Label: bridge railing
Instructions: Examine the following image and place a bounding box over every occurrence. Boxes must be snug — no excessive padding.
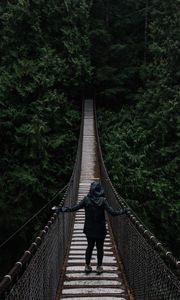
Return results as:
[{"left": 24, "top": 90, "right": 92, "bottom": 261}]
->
[
  {"left": 94, "top": 101, "right": 180, "bottom": 300},
  {"left": 0, "top": 104, "right": 84, "bottom": 300}
]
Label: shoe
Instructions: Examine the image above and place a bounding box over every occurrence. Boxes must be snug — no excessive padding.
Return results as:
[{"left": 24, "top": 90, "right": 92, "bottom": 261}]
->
[
  {"left": 85, "top": 264, "right": 92, "bottom": 273},
  {"left": 96, "top": 266, "right": 103, "bottom": 274}
]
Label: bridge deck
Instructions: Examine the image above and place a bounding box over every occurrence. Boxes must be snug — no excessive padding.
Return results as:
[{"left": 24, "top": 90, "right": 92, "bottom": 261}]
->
[{"left": 59, "top": 99, "right": 129, "bottom": 299}]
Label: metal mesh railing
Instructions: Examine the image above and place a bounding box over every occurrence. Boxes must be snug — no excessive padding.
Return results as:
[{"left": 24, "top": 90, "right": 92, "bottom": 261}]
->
[
  {"left": 4, "top": 216, "right": 64, "bottom": 300},
  {"left": 94, "top": 101, "right": 180, "bottom": 300},
  {"left": 0, "top": 104, "right": 84, "bottom": 300}
]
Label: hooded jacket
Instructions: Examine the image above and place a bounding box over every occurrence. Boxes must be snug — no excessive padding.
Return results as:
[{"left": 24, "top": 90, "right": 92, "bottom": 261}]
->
[{"left": 63, "top": 182, "right": 126, "bottom": 238}]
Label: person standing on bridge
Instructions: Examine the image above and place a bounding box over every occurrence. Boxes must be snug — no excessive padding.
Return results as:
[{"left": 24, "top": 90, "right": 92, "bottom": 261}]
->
[{"left": 52, "top": 181, "right": 127, "bottom": 274}]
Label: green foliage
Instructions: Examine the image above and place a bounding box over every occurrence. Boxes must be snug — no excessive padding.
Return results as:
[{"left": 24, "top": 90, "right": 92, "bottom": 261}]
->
[
  {"left": 90, "top": 0, "right": 146, "bottom": 101},
  {"left": 0, "top": 0, "right": 179, "bottom": 280},
  {"left": 96, "top": 0, "right": 180, "bottom": 258},
  {"left": 0, "top": 0, "right": 92, "bottom": 277}
]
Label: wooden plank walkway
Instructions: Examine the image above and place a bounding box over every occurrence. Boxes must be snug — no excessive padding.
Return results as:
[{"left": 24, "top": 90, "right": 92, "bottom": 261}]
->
[{"left": 59, "top": 99, "right": 129, "bottom": 299}]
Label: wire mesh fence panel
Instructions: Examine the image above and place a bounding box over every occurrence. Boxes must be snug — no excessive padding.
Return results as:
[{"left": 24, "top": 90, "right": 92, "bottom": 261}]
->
[
  {"left": 99, "top": 167, "right": 180, "bottom": 299},
  {"left": 113, "top": 214, "right": 180, "bottom": 300},
  {"left": 1, "top": 191, "right": 79, "bottom": 299},
  {"left": 5, "top": 218, "right": 58, "bottom": 300}
]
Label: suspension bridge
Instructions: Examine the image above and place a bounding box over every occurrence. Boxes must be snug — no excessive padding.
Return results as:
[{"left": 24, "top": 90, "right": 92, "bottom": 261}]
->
[{"left": 0, "top": 99, "right": 180, "bottom": 300}]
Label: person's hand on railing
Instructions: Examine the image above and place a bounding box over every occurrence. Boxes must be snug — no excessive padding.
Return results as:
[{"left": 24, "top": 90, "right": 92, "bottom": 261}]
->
[
  {"left": 52, "top": 206, "right": 60, "bottom": 213},
  {"left": 52, "top": 206, "right": 68, "bottom": 213}
]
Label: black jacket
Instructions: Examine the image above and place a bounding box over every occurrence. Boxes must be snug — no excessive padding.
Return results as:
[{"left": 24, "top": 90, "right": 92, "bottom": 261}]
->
[{"left": 64, "top": 182, "right": 126, "bottom": 238}]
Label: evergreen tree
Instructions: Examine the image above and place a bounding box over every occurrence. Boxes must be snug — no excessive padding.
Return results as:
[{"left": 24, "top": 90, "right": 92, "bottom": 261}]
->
[
  {"left": 0, "top": 0, "right": 92, "bottom": 278},
  {"left": 92, "top": 0, "right": 180, "bottom": 256},
  {"left": 96, "top": 0, "right": 180, "bottom": 257}
]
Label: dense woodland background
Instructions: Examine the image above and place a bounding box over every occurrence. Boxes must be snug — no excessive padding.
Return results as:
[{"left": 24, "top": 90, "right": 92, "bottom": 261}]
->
[{"left": 0, "top": 0, "right": 179, "bottom": 279}]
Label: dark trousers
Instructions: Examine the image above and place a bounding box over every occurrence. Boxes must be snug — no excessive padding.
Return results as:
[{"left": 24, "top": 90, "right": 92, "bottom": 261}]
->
[{"left": 86, "top": 237, "right": 105, "bottom": 266}]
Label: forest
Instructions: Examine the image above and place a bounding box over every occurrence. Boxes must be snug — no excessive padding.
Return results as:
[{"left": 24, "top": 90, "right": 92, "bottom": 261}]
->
[{"left": 0, "top": 0, "right": 179, "bottom": 280}]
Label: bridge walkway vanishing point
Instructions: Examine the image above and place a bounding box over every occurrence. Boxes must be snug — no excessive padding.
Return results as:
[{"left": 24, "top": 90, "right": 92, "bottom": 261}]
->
[{"left": 58, "top": 99, "right": 130, "bottom": 299}]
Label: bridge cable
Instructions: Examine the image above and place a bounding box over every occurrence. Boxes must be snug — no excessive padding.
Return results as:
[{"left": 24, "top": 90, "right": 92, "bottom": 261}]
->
[{"left": 0, "top": 184, "right": 68, "bottom": 250}]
